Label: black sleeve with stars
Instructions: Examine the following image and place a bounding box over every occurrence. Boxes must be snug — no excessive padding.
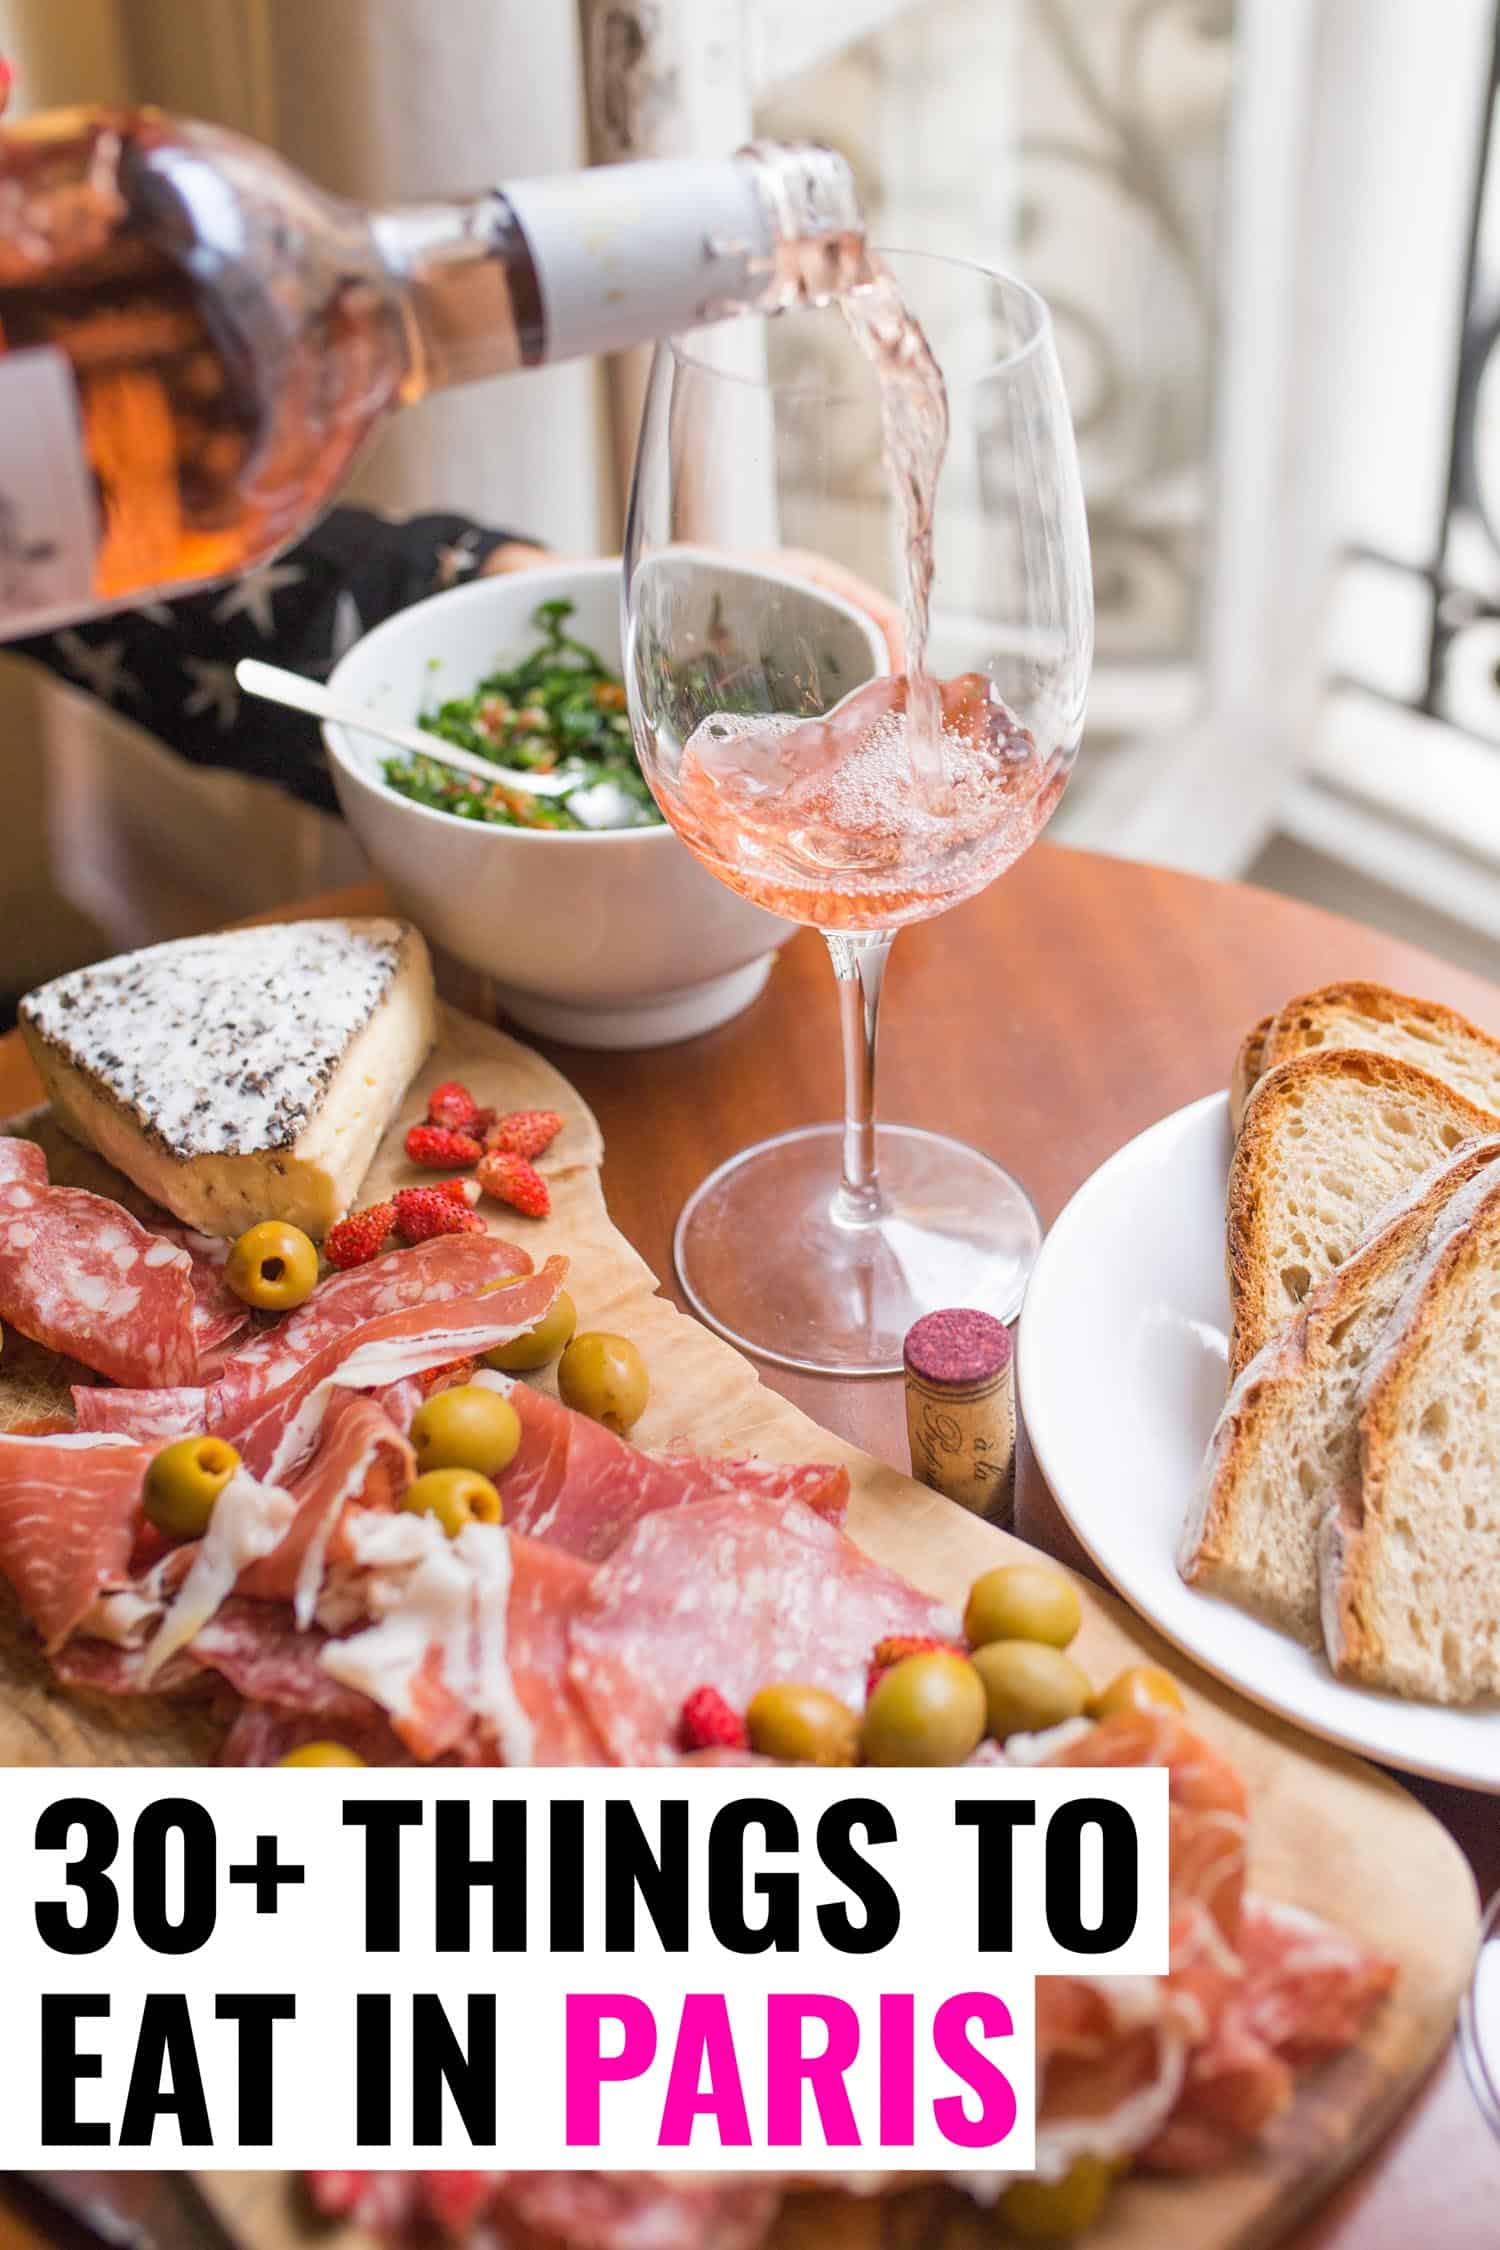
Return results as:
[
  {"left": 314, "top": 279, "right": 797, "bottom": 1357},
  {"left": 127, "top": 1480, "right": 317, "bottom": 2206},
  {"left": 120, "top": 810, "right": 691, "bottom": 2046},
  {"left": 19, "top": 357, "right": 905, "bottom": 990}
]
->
[{"left": 9, "top": 507, "right": 528, "bottom": 814}]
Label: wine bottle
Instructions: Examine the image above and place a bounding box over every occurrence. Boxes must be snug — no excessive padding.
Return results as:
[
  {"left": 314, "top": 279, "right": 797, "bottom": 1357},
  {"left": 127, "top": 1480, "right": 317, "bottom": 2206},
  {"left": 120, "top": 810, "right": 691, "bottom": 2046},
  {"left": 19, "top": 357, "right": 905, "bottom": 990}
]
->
[{"left": 0, "top": 108, "right": 865, "bottom": 636}]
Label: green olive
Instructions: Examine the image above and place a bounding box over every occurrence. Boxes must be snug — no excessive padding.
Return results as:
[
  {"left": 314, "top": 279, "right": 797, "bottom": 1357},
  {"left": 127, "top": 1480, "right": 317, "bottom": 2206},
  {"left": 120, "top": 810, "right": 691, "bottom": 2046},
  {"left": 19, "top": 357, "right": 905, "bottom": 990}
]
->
[
  {"left": 225, "top": 1220, "right": 320, "bottom": 1310},
  {"left": 965, "top": 1563, "right": 1082, "bottom": 1652},
  {"left": 860, "top": 1651, "right": 988, "bottom": 1768},
  {"left": 278, "top": 1742, "right": 366, "bottom": 1769},
  {"left": 557, "top": 1331, "right": 649, "bottom": 1434},
  {"left": 1087, "top": 1664, "right": 1185, "bottom": 1721},
  {"left": 971, "top": 1641, "right": 1092, "bottom": 1742},
  {"left": 484, "top": 1289, "right": 578, "bottom": 1372},
  {"left": 997, "top": 2156, "right": 1120, "bottom": 2239},
  {"left": 745, "top": 1683, "right": 860, "bottom": 1766},
  {"left": 143, "top": 1435, "right": 241, "bottom": 1541},
  {"left": 409, "top": 1384, "right": 522, "bottom": 1478},
  {"left": 401, "top": 1466, "right": 503, "bottom": 1539}
]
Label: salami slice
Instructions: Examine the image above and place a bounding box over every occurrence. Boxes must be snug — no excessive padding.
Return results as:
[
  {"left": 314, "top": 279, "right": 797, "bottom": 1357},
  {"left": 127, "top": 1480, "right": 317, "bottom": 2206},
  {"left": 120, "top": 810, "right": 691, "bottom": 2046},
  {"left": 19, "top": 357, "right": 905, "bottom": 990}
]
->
[
  {"left": 568, "top": 1496, "right": 962, "bottom": 1763},
  {"left": 0, "top": 1137, "right": 200, "bottom": 1386},
  {"left": 0, "top": 1431, "right": 153, "bottom": 1648},
  {"left": 151, "top": 1225, "right": 250, "bottom": 1376},
  {"left": 73, "top": 1385, "right": 208, "bottom": 1441},
  {"left": 490, "top": 1383, "right": 849, "bottom": 1562}
]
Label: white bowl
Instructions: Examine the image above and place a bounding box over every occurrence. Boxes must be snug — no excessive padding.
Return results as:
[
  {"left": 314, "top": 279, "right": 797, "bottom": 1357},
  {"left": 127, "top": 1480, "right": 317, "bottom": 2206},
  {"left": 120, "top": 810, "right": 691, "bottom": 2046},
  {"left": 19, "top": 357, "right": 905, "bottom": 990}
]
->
[{"left": 323, "top": 560, "right": 881, "bottom": 1049}]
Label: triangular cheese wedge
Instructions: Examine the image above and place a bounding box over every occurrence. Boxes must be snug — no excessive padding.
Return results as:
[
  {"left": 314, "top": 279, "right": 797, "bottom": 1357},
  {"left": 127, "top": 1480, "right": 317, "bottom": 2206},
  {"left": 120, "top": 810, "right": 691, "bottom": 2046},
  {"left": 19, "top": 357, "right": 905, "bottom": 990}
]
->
[{"left": 20, "top": 918, "right": 436, "bottom": 1238}]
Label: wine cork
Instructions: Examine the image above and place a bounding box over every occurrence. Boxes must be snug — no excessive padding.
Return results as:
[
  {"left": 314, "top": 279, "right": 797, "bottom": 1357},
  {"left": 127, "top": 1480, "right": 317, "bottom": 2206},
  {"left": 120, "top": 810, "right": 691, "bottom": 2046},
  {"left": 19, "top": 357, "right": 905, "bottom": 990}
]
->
[{"left": 903, "top": 1308, "right": 1016, "bottom": 1525}]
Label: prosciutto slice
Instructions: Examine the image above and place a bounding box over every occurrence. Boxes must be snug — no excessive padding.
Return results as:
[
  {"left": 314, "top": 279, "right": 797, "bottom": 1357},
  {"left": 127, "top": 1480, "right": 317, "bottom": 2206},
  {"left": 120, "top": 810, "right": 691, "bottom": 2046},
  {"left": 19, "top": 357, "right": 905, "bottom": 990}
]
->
[
  {"left": 210, "top": 1234, "right": 534, "bottom": 1419},
  {"left": 236, "top": 1392, "right": 417, "bottom": 1620},
  {"left": 0, "top": 1430, "right": 153, "bottom": 1648},
  {"left": 71, "top": 1234, "right": 540, "bottom": 1444},
  {"left": 568, "top": 1494, "right": 963, "bottom": 1763},
  {"left": 488, "top": 1380, "right": 849, "bottom": 1562},
  {"left": 228, "top": 1257, "right": 568, "bottom": 1482},
  {"left": 0, "top": 1138, "right": 200, "bottom": 1387}
]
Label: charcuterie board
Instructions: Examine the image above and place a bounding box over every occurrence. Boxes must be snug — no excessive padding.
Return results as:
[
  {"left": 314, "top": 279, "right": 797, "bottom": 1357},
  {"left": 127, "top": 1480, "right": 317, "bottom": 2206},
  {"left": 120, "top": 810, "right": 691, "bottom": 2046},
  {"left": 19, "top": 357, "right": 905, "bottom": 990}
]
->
[{"left": 0, "top": 1003, "right": 1481, "bottom": 2250}]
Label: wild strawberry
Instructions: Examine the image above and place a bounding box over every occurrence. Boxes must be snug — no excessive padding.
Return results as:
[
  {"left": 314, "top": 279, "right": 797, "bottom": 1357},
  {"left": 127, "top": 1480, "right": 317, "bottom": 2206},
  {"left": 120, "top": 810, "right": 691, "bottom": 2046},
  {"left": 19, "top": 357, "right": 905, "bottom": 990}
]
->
[
  {"left": 486, "top": 1107, "right": 564, "bottom": 1160},
  {"left": 678, "top": 1686, "right": 749, "bottom": 1752},
  {"left": 404, "top": 1121, "right": 482, "bottom": 1169},
  {"left": 425, "top": 1079, "right": 479, "bottom": 1132},
  {"left": 393, "top": 1185, "right": 487, "bottom": 1243},
  {"left": 323, "top": 1200, "right": 395, "bottom": 1270},
  {"left": 477, "top": 1146, "right": 550, "bottom": 1218},
  {"left": 865, "top": 1632, "right": 967, "bottom": 1703},
  {"left": 434, "top": 1176, "right": 482, "bottom": 1207}
]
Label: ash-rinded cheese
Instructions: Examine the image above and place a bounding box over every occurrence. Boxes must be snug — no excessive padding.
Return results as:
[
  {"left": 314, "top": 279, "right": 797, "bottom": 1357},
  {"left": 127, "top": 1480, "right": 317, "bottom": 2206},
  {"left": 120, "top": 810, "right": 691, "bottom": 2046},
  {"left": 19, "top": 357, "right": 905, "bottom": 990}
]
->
[{"left": 19, "top": 918, "right": 437, "bottom": 1238}]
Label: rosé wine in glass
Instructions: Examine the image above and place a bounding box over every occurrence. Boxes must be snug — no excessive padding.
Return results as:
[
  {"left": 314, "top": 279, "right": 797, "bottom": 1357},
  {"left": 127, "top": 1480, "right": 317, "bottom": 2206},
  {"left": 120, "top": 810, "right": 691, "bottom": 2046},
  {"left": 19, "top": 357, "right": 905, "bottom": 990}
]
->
[{"left": 670, "top": 671, "right": 1067, "bottom": 930}]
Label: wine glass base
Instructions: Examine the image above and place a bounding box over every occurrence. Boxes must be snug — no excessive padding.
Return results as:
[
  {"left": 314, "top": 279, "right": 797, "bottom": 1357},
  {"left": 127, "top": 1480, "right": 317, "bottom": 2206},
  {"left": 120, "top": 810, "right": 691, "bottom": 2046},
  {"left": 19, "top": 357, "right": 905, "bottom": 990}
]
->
[{"left": 674, "top": 1123, "right": 1042, "bottom": 1376}]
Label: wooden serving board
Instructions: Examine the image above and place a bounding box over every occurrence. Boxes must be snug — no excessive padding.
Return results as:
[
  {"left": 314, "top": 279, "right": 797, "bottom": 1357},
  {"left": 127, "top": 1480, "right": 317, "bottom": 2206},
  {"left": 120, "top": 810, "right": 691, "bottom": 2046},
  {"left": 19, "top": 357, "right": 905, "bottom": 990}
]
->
[{"left": 0, "top": 1005, "right": 1481, "bottom": 2250}]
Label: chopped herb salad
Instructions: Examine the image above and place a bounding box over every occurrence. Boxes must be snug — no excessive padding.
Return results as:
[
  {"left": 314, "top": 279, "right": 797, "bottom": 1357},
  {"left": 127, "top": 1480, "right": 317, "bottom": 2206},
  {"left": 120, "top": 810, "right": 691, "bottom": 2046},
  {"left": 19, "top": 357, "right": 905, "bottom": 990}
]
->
[{"left": 382, "top": 599, "right": 663, "bottom": 832}]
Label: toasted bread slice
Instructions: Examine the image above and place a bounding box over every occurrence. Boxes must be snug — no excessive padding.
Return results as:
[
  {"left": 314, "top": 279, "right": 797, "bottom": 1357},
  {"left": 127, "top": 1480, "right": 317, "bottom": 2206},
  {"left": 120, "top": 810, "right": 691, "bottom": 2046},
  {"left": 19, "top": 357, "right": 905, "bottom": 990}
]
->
[
  {"left": 1322, "top": 1171, "right": 1500, "bottom": 1702},
  {"left": 1241, "top": 980, "right": 1500, "bottom": 1117},
  {"left": 1229, "top": 1013, "right": 1275, "bottom": 1136},
  {"left": 1183, "top": 1139, "right": 1500, "bottom": 1639},
  {"left": 1226, "top": 1051, "right": 1500, "bottom": 1378}
]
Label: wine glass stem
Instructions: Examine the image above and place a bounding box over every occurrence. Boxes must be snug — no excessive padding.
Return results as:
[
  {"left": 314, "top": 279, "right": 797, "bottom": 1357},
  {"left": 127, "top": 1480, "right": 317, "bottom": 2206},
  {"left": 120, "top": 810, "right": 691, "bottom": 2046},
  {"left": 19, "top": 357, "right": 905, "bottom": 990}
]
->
[{"left": 826, "top": 928, "right": 896, "bottom": 1226}]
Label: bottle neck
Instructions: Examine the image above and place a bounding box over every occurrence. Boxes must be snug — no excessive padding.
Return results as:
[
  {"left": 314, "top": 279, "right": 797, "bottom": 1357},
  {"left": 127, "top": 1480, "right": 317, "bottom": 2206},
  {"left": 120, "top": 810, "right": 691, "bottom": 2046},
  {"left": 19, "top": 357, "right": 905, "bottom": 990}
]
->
[{"left": 373, "top": 143, "right": 867, "bottom": 398}]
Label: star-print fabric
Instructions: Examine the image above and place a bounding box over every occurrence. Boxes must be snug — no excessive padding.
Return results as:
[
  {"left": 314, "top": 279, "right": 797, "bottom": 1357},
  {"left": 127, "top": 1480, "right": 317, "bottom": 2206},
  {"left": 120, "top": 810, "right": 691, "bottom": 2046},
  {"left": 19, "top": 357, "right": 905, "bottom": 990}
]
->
[{"left": 10, "top": 507, "right": 524, "bottom": 813}]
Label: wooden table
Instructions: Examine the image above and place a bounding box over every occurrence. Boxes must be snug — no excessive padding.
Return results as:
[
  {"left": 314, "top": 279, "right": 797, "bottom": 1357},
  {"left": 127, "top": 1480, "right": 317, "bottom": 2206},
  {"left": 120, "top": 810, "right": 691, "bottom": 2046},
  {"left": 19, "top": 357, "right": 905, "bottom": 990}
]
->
[{"left": 1, "top": 841, "right": 1497, "bottom": 2248}]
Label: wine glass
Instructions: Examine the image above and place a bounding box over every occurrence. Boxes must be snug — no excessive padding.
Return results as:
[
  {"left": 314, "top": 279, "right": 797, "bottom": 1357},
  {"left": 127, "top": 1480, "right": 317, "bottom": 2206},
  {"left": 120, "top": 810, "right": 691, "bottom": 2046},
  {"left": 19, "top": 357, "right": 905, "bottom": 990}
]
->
[{"left": 622, "top": 252, "right": 1092, "bottom": 1376}]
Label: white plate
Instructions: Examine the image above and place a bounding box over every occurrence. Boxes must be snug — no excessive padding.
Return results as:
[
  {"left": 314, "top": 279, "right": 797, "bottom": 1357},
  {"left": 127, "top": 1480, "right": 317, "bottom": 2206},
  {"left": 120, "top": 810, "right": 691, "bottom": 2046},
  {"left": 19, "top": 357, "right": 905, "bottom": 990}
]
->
[{"left": 1018, "top": 1091, "right": 1500, "bottom": 1791}]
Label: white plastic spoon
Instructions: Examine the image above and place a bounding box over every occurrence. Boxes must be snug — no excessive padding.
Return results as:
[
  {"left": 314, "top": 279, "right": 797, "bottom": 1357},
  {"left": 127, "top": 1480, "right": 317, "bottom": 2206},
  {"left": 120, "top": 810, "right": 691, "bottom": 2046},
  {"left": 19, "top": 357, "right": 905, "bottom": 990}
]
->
[{"left": 235, "top": 657, "right": 580, "bottom": 798}]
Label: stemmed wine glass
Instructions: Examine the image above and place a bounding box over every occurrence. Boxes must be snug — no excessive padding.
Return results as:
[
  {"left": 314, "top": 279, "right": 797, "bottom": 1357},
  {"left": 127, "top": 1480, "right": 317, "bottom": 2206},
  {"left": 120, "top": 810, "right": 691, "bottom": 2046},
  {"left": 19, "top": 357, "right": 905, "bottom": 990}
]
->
[{"left": 622, "top": 252, "right": 1092, "bottom": 1376}]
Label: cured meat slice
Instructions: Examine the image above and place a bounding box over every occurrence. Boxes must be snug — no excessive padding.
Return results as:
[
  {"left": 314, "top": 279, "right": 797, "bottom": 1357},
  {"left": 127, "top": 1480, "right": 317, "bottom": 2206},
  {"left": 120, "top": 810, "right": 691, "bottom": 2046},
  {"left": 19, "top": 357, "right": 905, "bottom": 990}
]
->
[
  {"left": 490, "top": 1382, "right": 849, "bottom": 1563},
  {"left": 220, "top": 1533, "right": 599, "bottom": 1767},
  {"left": 73, "top": 1386, "right": 208, "bottom": 1441},
  {"left": 687, "top": 1454, "right": 850, "bottom": 1524},
  {"left": 227, "top": 1256, "right": 568, "bottom": 1481},
  {"left": 1233, "top": 1893, "right": 1397, "bottom": 2062},
  {"left": 71, "top": 1258, "right": 568, "bottom": 1472},
  {"left": 151, "top": 1225, "right": 250, "bottom": 1376},
  {"left": 211, "top": 1234, "right": 533, "bottom": 1419},
  {"left": 0, "top": 1431, "right": 153, "bottom": 1648},
  {"left": 219, "top": 1704, "right": 412, "bottom": 1766},
  {"left": 300, "top": 2171, "right": 783, "bottom": 2250},
  {"left": 188, "top": 1600, "right": 392, "bottom": 1726},
  {"left": 569, "top": 1496, "right": 962, "bottom": 1763},
  {"left": 317, "top": 1514, "right": 533, "bottom": 1764},
  {"left": 488, "top": 2173, "right": 783, "bottom": 2250},
  {"left": 0, "top": 1136, "right": 200, "bottom": 1386},
  {"left": 236, "top": 1393, "right": 416, "bottom": 1620},
  {"left": 505, "top": 1535, "right": 609, "bottom": 1765}
]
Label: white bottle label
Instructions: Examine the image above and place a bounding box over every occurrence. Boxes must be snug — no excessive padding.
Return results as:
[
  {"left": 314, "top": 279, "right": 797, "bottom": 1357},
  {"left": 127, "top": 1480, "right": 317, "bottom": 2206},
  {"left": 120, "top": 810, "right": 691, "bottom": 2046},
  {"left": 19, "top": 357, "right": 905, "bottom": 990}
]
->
[{"left": 0, "top": 347, "right": 101, "bottom": 636}]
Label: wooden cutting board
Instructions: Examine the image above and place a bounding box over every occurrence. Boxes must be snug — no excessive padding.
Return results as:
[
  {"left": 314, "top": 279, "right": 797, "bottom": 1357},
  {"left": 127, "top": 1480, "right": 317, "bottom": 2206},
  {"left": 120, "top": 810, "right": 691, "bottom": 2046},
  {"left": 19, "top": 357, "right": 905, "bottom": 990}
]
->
[{"left": 0, "top": 1005, "right": 1480, "bottom": 2250}]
